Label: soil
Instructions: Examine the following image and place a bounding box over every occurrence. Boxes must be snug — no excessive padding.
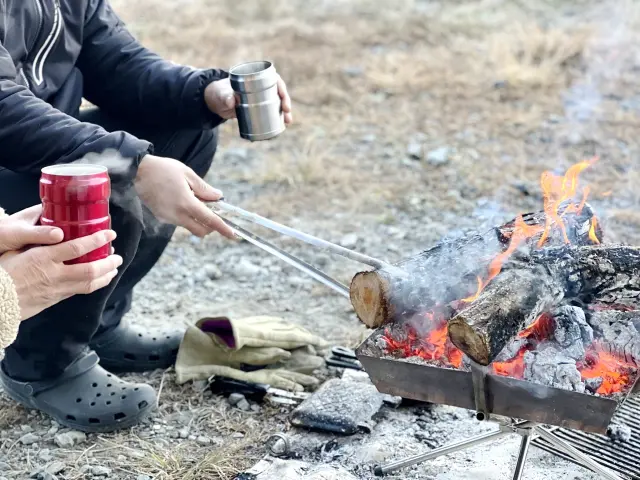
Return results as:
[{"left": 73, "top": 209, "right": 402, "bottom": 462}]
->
[{"left": 2, "top": 0, "right": 640, "bottom": 478}]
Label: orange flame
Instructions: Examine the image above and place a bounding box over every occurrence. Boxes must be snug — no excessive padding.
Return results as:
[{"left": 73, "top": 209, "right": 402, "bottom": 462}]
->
[
  {"left": 589, "top": 217, "right": 600, "bottom": 244},
  {"left": 580, "top": 346, "right": 635, "bottom": 395}
]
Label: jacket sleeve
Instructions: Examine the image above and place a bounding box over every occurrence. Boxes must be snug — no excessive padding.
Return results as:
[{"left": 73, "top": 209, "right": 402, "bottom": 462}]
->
[
  {"left": 78, "top": 0, "right": 229, "bottom": 130},
  {"left": 0, "top": 44, "right": 151, "bottom": 183},
  {"left": 0, "top": 209, "right": 21, "bottom": 350}
]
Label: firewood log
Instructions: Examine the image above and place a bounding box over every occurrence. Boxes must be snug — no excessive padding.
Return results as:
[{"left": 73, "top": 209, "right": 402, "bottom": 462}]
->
[
  {"left": 448, "top": 245, "right": 640, "bottom": 365},
  {"left": 350, "top": 204, "right": 600, "bottom": 329}
]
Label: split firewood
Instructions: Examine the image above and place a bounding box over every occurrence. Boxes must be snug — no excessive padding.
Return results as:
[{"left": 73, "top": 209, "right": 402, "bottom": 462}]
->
[
  {"left": 350, "top": 204, "right": 600, "bottom": 329},
  {"left": 587, "top": 310, "right": 640, "bottom": 366},
  {"left": 448, "top": 245, "right": 640, "bottom": 365}
]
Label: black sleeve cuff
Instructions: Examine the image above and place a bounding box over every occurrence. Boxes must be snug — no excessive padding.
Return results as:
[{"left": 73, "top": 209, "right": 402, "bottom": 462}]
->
[{"left": 195, "top": 68, "right": 230, "bottom": 129}]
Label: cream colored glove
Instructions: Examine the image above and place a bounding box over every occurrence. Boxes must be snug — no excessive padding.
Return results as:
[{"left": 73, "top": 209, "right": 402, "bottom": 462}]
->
[{"left": 175, "top": 316, "right": 328, "bottom": 386}]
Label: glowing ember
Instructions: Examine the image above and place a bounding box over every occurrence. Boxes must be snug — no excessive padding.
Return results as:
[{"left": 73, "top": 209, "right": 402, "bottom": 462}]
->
[{"left": 580, "top": 346, "right": 635, "bottom": 395}]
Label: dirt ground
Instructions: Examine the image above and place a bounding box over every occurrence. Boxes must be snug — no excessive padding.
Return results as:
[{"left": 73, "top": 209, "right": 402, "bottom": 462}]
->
[{"left": 3, "top": 0, "right": 640, "bottom": 478}]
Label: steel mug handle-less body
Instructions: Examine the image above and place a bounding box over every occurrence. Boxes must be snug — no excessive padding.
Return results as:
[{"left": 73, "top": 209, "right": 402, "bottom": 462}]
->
[{"left": 229, "top": 60, "right": 286, "bottom": 142}]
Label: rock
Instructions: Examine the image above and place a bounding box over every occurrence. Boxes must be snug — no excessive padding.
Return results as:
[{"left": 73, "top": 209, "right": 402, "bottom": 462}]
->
[
  {"left": 342, "top": 66, "right": 364, "bottom": 77},
  {"left": 236, "top": 399, "right": 251, "bottom": 411},
  {"left": 608, "top": 423, "right": 633, "bottom": 442},
  {"left": 91, "top": 466, "right": 112, "bottom": 477},
  {"left": 19, "top": 433, "right": 40, "bottom": 445},
  {"left": 203, "top": 264, "right": 223, "bottom": 280},
  {"left": 44, "top": 462, "right": 65, "bottom": 475},
  {"left": 137, "top": 476, "right": 152, "bottom": 480},
  {"left": 47, "top": 425, "right": 59, "bottom": 436},
  {"left": 234, "top": 259, "right": 261, "bottom": 278},
  {"left": 231, "top": 432, "right": 245, "bottom": 439},
  {"left": 196, "top": 436, "right": 211, "bottom": 446},
  {"left": 21, "top": 425, "right": 34, "bottom": 433},
  {"left": 406, "top": 141, "right": 423, "bottom": 160},
  {"left": 339, "top": 233, "right": 359, "bottom": 249},
  {"left": 426, "top": 146, "right": 451, "bottom": 165},
  {"left": 0, "top": 462, "right": 10, "bottom": 471},
  {"left": 228, "top": 393, "right": 245, "bottom": 407},
  {"left": 125, "top": 450, "right": 145, "bottom": 460},
  {"left": 54, "top": 431, "right": 86, "bottom": 448},
  {"left": 179, "top": 428, "right": 189, "bottom": 439},
  {"left": 35, "top": 473, "right": 57, "bottom": 480}
]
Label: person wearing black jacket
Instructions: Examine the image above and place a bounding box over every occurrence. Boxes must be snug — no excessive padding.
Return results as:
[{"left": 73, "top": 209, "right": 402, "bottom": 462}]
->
[{"left": 0, "top": 0, "right": 292, "bottom": 432}]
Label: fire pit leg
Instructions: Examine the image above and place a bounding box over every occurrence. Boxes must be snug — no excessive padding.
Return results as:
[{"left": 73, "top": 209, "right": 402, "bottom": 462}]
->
[
  {"left": 533, "top": 426, "right": 622, "bottom": 480},
  {"left": 373, "top": 429, "right": 510, "bottom": 476},
  {"left": 512, "top": 434, "right": 532, "bottom": 480}
]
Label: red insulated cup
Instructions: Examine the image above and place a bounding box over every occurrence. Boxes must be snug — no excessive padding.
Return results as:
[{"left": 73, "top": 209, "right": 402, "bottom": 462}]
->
[{"left": 39, "top": 164, "right": 111, "bottom": 265}]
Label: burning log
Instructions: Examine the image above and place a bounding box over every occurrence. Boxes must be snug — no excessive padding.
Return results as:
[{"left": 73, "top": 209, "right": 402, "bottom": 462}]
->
[
  {"left": 449, "top": 245, "right": 640, "bottom": 366},
  {"left": 350, "top": 204, "right": 600, "bottom": 328}
]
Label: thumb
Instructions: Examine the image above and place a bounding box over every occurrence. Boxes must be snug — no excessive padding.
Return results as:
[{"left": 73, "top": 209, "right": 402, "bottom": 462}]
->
[
  {"left": 185, "top": 169, "right": 223, "bottom": 202},
  {"left": 0, "top": 223, "right": 63, "bottom": 252}
]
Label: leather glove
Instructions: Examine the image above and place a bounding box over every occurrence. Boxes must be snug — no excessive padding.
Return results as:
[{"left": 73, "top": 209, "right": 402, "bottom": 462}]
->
[
  {"left": 181, "top": 364, "right": 319, "bottom": 392},
  {"left": 175, "top": 316, "right": 327, "bottom": 387}
]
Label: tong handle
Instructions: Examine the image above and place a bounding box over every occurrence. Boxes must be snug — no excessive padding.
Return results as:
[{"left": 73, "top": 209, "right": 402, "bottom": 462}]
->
[{"left": 209, "top": 376, "right": 270, "bottom": 402}]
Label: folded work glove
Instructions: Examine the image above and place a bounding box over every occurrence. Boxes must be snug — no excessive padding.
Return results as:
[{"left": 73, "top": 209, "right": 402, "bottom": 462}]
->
[{"left": 175, "top": 316, "right": 328, "bottom": 391}]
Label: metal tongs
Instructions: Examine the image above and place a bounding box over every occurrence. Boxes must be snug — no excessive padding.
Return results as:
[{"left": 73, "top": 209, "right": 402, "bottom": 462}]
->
[{"left": 210, "top": 200, "right": 392, "bottom": 298}]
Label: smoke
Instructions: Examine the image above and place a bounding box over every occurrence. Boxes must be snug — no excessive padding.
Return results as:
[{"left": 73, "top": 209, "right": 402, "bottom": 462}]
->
[{"left": 70, "top": 149, "right": 165, "bottom": 235}]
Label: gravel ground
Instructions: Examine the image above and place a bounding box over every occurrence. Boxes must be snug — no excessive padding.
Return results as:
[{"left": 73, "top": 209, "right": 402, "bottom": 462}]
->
[{"left": 3, "top": 0, "right": 640, "bottom": 478}]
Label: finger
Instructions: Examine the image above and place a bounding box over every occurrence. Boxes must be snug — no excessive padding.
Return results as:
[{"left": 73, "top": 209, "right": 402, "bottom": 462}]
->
[
  {"left": 187, "top": 199, "right": 235, "bottom": 239},
  {"left": 0, "top": 223, "right": 64, "bottom": 252},
  {"left": 49, "top": 230, "right": 117, "bottom": 263},
  {"left": 181, "top": 216, "right": 211, "bottom": 238},
  {"left": 65, "top": 254, "right": 123, "bottom": 283},
  {"left": 185, "top": 169, "right": 224, "bottom": 202},
  {"left": 284, "top": 112, "right": 293, "bottom": 125},
  {"left": 277, "top": 76, "right": 292, "bottom": 114},
  {"left": 80, "top": 269, "right": 119, "bottom": 295},
  {"left": 8, "top": 205, "right": 43, "bottom": 225}
]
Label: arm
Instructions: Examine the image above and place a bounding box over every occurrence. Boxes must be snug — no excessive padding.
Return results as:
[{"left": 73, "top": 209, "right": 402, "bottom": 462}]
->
[
  {"left": 78, "top": 0, "right": 228, "bottom": 129},
  {"left": 0, "top": 209, "right": 20, "bottom": 350},
  {"left": 0, "top": 45, "right": 150, "bottom": 183}
]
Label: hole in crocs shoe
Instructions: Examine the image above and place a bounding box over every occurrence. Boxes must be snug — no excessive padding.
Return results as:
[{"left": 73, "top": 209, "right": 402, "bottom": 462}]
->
[
  {"left": 134, "top": 388, "right": 139, "bottom": 391},
  {"left": 111, "top": 392, "right": 116, "bottom": 396},
  {"left": 138, "top": 401, "right": 148, "bottom": 409},
  {"left": 107, "top": 384, "right": 112, "bottom": 388},
  {"left": 66, "top": 415, "right": 76, "bottom": 421},
  {"left": 122, "top": 387, "right": 126, "bottom": 391},
  {"left": 92, "top": 383, "right": 98, "bottom": 387},
  {"left": 76, "top": 398, "right": 82, "bottom": 403},
  {"left": 122, "top": 395, "right": 127, "bottom": 400},
  {"left": 114, "top": 412, "right": 126, "bottom": 421},
  {"left": 106, "top": 401, "right": 111, "bottom": 406},
  {"left": 91, "top": 402, "right": 96, "bottom": 407},
  {"left": 149, "top": 355, "right": 160, "bottom": 361},
  {"left": 89, "top": 418, "right": 100, "bottom": 424},
  {"left": 96, "top": 393, "right": 102, "bottom": 398},
  {"left": 152, "top": 337, "right": 157, "bottom": 341},
  {"left": 138, "top": 333, "right": 142, "bottom": 337},
  {"left": 106, "top": 374, "right": 112, "bottom": 378},
  {"left": 166, "top": 336, "right": 171, "bottom": 339}
]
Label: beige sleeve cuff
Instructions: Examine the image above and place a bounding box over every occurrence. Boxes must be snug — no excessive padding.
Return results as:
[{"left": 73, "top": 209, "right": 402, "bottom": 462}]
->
[{"left": 0, "top": 266, "right": 21, "bottom": 350}]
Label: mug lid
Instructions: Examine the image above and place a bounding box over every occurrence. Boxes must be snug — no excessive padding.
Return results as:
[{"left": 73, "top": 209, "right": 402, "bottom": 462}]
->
[{"left": 41, "top": 164, "right": 108, "bottom": 176}]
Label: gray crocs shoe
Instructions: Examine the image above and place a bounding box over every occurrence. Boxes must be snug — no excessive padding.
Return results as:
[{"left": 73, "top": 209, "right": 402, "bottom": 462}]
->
[
  {"left": 90, "top": 322, "right": 184, "bottom": 373},
  {"left": 0, "top": 352, "right": 156, "bottom": 433}
]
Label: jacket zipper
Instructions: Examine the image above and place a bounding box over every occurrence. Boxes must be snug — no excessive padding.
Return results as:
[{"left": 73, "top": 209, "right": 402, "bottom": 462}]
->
[{"left": 31, "top": 0, "right": 62, "bottom": 86}]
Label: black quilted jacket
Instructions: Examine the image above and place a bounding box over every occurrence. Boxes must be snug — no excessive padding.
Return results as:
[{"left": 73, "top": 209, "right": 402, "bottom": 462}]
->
[{"left": 0, "top": 0, "right": 228, "bottom": 179}]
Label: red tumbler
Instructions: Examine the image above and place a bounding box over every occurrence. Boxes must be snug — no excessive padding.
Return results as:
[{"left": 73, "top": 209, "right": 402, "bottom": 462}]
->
[{"left": 39, "top": 164, "right": 111, "bottom": 265}]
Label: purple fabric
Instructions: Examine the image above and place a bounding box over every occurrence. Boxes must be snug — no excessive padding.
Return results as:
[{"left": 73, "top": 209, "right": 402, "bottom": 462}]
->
[{"left": 200, "top": 318, "right": 236, "bottom": 348}]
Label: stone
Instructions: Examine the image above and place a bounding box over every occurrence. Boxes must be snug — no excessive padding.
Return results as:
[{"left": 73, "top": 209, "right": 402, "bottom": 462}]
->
[
  {"left": 47, "top": 425, "right": 59, "bottom": 436},
  {"left": 196, "top": 436, "right": 211, "bottom": 446},
  {"left": 608, "top": 423, "right": 632, "bottom": 442},
  {"left": 203, "top": 264, "right": 223, "bottom": 280},
  {"left": 228, "top": 393, "right": 245, "bottom": 406},
  {"left": 339, "top": 233, "right": 359, "bottom": 249},
  {"left": 91, "top": 466, "right": 112, "bottom": 477},
  {"left": 234, "top": 259, "right": 261, "bottom": 278},
  {"left": 44, "top": 462, "right": 65, "bottom": 475},
  {"left": 54, "top": 431, "right": 87, "bottom": 448},
  {"left": 137, "top": 476, "right": 152, "bottom": 480},
  {"left": 19, "top": 433, "right": 40, "bottom": 445},
  {"left": 231, "top": 432, "right": 245, "bottom": 439},
  {"left": 406, "top": 141, "right": 423, "bottom": 160},
  {"left": 426, "top": 146, "right": 451, "bottom": 165},
  {"left": 236, "top": 399, "right": 251, "bottom": 411},
  {"left": 21, "top": 425, "right": 34, "bottom": 432},
  {"left": 179, "top": 428, "right": 189, "bottom": 439},
  {"left": 0, "top": 462, "right": 10, "bottom": 471}
]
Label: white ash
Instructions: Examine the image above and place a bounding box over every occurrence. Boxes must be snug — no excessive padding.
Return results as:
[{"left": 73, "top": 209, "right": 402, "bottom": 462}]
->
[
  {"left": 523, "top": 346, "right": 585, "bottom": 393},
  {"left": 495, "top": 337, "right": 528, "bottom": 362},
  {"left": 553, "top": 306, "right": 594, "bottom": 346},
  {"left": 588, "top": 310, "right": 640, "bottom": 366},
  {"left": 607, "top": 423, "right": 633, "bottom": 443}
]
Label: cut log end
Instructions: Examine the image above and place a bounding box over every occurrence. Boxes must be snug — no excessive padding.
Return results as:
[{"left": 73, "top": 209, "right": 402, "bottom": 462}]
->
[
  {"left": 350, "top": 271, "right": 391, "bottom": 328},
  {"left": 447, "top": 320, "right": 490, "bottom": 365}
]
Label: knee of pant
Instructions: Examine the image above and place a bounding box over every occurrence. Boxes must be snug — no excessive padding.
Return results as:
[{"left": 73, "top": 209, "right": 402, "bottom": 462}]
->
[{"left": 186, "top": 128, "right": 218, "bottom": 179}]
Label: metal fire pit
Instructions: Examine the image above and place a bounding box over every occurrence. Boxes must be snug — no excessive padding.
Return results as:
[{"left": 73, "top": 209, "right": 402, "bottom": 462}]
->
[{"left": 356, "top": 329, "right": 640, "bottom": 479}]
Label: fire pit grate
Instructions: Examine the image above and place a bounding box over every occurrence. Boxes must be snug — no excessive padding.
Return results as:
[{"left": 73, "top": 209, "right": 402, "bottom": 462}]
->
[{"left": 532, "top": 395, "right": 640, "bottom": 480}]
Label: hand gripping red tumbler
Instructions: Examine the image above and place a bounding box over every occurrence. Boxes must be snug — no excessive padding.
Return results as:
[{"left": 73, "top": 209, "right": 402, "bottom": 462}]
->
[{"left": 39, "top": 164, "right": 111, "bottom": 265}]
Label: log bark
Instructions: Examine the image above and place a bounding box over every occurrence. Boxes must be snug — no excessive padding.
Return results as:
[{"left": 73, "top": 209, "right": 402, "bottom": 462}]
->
[
  {"left": 448, "top": 245, "right": 640, "bottom": 365},
  {"left": 350, "top": 204, "right": 600, "bottom": 328}
]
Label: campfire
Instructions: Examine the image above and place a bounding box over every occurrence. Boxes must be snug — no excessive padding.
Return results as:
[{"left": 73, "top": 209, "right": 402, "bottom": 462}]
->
[{"left": 350, "top": 158, "right": 640, "bottom": 418}]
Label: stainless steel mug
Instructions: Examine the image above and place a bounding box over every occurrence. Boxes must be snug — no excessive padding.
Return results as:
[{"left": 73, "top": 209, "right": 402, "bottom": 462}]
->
[{"left": 229, "top": 60, "right": 285, "bottom": 142}]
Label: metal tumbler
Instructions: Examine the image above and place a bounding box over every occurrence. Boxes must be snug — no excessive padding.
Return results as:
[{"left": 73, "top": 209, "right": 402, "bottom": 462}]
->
[{"left": 230, "top": 60, "right": 285, "bottom": 142}]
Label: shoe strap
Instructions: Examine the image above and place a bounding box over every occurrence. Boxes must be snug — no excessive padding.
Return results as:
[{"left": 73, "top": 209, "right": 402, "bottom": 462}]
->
[{"left": 9, "top": 351, "right": 100, "bottom": 397}]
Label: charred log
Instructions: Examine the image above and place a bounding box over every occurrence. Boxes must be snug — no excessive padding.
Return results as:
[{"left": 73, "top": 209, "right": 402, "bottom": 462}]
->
[
  {"left": 350, "top": 205, "right": 600, "bottom": 328},
  {"left": 448, "top": 245, "right": 640, "bottom": 365},
  {"left": 587, "top": 310, "right": 640, "bottom": 366}
]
